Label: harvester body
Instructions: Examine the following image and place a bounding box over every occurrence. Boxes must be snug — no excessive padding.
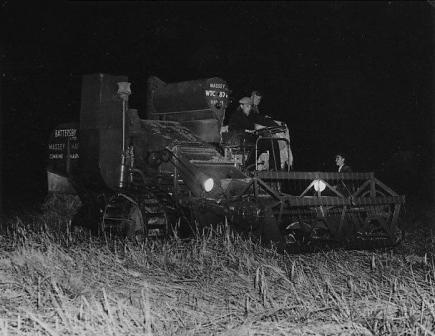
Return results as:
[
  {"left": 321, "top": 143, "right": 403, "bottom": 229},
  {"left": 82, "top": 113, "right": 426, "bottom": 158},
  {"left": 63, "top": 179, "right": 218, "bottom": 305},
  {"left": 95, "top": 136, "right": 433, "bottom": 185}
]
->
[{"left": 47, "top": 73, "right": 405, "bottom": 249}]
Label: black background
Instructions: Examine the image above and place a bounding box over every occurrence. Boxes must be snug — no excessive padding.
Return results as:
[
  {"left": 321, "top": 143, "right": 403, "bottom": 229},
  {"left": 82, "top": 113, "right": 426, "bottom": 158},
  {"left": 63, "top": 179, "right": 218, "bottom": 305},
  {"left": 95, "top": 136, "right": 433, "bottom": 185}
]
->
[{"left": 2, "top": 1, "right": 434, "bottom": 212}]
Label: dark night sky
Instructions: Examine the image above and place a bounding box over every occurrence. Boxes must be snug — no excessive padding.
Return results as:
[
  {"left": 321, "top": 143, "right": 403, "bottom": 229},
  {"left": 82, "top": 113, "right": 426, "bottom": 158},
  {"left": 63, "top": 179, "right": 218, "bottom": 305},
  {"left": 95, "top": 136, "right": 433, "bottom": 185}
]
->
[{"left": 2, "top": 1, "right": 434, "bottom": 211}]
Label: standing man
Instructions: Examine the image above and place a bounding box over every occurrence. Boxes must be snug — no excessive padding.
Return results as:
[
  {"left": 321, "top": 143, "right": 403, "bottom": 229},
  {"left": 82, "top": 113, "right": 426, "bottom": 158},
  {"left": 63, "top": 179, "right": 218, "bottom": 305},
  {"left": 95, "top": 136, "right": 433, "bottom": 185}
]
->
[
  {"left": 250, "top": 90, "right": 276, "bottom": 127},
  {"left": 336, "top": 153, "right": 352, "bottom": 172},
  {"left": 251, "top": 90, "right": 263, "bottom": 115},
  {"left": 334, "top": 153, "right": 353, "bottom": 196}
]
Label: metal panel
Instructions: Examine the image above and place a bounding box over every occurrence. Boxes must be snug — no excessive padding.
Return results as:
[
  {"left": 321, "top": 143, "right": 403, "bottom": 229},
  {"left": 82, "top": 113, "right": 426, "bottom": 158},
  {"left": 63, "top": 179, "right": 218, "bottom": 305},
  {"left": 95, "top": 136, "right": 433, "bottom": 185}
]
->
[
  {"left": 78, "top": 73, "right": 128, "bottom": 190},
  {"left": 146, "top": 77, "right": 229, "bottom": 143}
]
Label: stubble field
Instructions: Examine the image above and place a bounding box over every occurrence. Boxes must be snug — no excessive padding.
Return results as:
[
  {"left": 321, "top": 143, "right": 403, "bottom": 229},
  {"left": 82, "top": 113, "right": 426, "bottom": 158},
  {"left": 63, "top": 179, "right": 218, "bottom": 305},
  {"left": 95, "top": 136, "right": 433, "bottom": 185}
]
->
[{"left": 1, "top": 197, "right": 434, "bottom": 336}]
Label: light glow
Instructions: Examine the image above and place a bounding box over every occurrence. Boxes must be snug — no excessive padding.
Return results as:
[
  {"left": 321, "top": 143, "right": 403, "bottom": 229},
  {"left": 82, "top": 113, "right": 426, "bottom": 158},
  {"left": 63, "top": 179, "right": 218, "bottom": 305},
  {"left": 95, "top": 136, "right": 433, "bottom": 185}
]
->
[
  {"left": 203, "top": 178, "right": 214, "bottom": 192},
  {"left": 313, "top": 179, "right": 326, "bottom": 192}
]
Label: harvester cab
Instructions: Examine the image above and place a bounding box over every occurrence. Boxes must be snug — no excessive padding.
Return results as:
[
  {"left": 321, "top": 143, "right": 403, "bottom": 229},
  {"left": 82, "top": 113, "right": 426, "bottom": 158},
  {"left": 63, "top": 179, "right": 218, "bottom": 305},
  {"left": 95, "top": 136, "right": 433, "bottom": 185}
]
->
[
  {"left": 220, "top": 121, "right": 293, "bottom": 173},
  {"left": 47, "top": 73, "right": 405, "bottom": 251}
]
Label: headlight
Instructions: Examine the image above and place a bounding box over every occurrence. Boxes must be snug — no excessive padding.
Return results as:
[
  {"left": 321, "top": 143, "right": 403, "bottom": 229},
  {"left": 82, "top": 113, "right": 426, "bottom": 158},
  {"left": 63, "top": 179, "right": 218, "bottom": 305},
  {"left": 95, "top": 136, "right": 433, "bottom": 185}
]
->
[
  {"left": 203, "top": 178, "right": 214, "bottom": 192},
  {"left": 313, "top": 179, "right": 326, "bottom": 192}
]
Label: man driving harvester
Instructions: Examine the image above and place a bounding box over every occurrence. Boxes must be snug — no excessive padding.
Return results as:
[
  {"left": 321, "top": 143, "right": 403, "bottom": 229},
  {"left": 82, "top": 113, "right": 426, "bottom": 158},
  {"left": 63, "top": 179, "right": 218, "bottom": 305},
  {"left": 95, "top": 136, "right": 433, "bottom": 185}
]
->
[{"left": 228, "top": 97, "right": 282, "bottom": 171}]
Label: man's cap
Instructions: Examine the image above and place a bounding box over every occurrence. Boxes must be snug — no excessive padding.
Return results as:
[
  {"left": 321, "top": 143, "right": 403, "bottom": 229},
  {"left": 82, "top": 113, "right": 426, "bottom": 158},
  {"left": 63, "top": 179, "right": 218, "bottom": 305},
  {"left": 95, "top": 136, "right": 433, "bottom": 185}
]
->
[{"left": 239, "top": 97, "right": 252, "bottom": 105}]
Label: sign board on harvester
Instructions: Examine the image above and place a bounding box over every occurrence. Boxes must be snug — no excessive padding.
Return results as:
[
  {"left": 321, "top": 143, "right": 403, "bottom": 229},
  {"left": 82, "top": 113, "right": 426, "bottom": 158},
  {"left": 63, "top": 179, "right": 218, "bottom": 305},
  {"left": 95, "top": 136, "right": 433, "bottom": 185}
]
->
[{"left": 46, "top": 122, "right": 79, "bottom": 193}]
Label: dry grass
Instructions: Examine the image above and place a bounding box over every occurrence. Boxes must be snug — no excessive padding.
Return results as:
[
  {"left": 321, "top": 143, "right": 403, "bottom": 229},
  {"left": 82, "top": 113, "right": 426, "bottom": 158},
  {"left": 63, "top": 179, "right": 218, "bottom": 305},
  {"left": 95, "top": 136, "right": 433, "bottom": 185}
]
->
[{"left": 1, "top": 197, "right": 435, "bottom": 335}]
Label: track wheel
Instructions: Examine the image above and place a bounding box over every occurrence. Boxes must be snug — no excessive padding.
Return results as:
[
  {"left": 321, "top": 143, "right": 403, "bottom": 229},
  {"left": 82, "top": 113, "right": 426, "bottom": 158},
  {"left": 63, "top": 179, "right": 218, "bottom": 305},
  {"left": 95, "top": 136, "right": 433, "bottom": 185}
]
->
[
  {"left": 282, "top": 220, "right": 312, "bottom": 247},
  {"left": 101, "top": 194, "right": 144, "bottom": 238}
]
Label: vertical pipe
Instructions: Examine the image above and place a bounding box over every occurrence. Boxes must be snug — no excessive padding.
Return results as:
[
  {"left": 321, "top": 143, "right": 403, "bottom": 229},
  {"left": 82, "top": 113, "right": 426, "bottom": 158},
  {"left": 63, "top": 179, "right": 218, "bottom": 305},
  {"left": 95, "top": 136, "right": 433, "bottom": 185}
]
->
[
  {"left": 122, "top": 99, "right": 126, "bottom": 155},
  {"left": 117, "top": 82, "right": 131, "bottom": 189},
  {"left": 119, "top": 98, "right": 127, "bottom": 189}
]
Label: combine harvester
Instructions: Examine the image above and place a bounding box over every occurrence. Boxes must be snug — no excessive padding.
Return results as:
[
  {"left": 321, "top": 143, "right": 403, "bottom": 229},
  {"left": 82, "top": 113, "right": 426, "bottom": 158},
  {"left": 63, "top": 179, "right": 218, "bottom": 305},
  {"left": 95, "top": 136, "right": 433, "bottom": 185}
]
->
[{"left": 47, "top": 73, "right": 405, "bottom": 250}]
